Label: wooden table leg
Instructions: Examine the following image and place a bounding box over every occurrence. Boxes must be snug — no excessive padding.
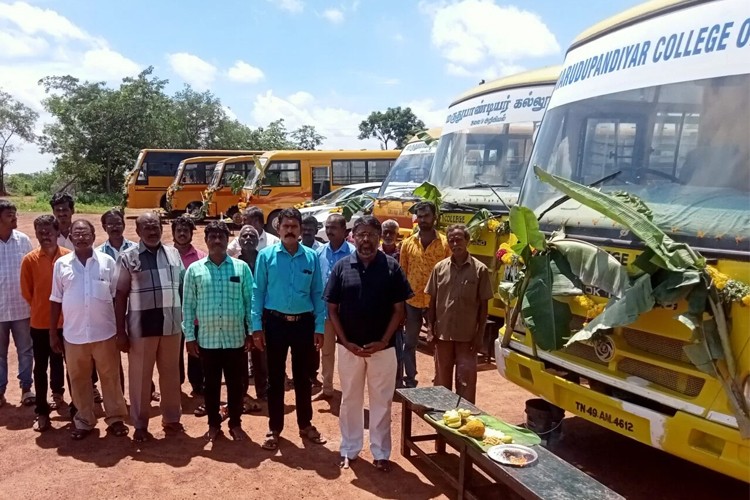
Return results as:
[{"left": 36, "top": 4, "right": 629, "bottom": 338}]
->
[
  {"left": 457, "top": 443, "right": 471, "bottom": 500},
  {"left": 400, "top": 399, "right": 412, "bottom": 457},
  {"left": 436, "top": 434, "right": 446, "bottom": 454}
]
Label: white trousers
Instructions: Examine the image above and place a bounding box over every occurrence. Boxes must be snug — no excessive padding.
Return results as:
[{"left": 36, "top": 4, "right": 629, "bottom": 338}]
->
[{"left": 338, "top": 344, "right": 397, "bottom": 460}]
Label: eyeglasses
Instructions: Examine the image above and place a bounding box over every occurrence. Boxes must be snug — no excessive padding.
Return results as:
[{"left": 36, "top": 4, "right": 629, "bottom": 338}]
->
[
  {"left": 353, "top": 231, "right": 379, "bottom": 240},
  {"left": 105, "top": 222, "right": 124, "bottom": 228},
  {"left": 71, "top": 233, "right": 93, "bottom": 240}
]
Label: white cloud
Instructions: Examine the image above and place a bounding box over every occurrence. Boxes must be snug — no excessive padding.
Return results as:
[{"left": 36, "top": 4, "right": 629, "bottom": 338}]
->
[
  {"left": 0, "top": 1, "right": 90, "bottom": 40},
  {"left": 322, "top": 8, "right": 344, "bottom": 24},
  {"left": 0, "top": 2, "right": 142, "bottom": 173},
  {"left": 227, "top": 60, "right": 265, "bottom": 84},
  {"left": 403, "top": 98, "right": 446, "bottom": 129},
  {"left": 167, "top": 52, "right": 217, "bottom": 90},
  {"left": 251, "top": 90, "right": 380, "bottom": 149},
  {"left": 267, "top": 0, "right": 304, "bottom": 13},
  {"left": 222, "top": 106, "right": 238, "bottom": 121},
  {"left": 425, "top": 0, "right": 560, "bottom": 79}
]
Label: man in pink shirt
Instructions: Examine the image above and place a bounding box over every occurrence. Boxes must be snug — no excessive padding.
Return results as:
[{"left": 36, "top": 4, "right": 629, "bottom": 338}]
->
[{"left": 171, "top": 215, "right": 206, "bottom": 396}]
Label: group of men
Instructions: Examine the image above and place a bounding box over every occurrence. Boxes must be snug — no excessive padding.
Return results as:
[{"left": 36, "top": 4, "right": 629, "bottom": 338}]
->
[{"left": 0, "top": 194, "right": 492, "bottom": 472}]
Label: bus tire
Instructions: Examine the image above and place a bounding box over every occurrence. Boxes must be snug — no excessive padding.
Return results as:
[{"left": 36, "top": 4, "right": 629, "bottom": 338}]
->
[
  {"left": 266, "top": 209, "right": 281, "bottom": 236},
  {"left": 187, "top": 201, "right": 204, "bottom": 220},
  {"left": 159, "top": 195, "right": 168, "bottom": 210}
]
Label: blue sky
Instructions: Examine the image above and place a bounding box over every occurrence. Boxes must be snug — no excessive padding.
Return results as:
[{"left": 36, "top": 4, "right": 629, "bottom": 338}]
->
[{"left": 1, "top": 0, "right": 642, "bottom": 173}]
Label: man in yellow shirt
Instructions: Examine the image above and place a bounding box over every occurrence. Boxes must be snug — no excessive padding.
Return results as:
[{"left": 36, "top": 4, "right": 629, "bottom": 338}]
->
[{"left": 398, "top": 201, "right": 451, "bottom": 388}]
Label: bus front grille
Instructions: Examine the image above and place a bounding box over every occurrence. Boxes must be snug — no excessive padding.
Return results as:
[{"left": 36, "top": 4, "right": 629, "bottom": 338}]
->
[
  {"left": 622, "top": 329, "right": 691, "bottom": 364},
  {"left": 617, "top": 358, "right": 705, "bottom": 397}
]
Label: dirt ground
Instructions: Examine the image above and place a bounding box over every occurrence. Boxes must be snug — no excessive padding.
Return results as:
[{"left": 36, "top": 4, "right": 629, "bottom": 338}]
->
[{"left": 0, "top": 210, "right": 747, "bottom": 499}]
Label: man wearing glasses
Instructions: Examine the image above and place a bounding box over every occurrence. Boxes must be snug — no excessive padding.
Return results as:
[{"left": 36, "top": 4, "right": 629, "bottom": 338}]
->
[
  {"left": 50, "top": 220, "right": 129, "bottom": 440},
  {"left": 96, "top": 208, "right": 136, "bottom": 261},
  {"left": 324, "top": 215, "right": 413, "bottom": 471}
]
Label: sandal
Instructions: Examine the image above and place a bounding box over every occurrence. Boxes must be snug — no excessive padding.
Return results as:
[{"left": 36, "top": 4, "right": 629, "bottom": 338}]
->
[
  {"left": 71, "top": 428, "right": 91, "bottom": 440},
  {"left": 106, "top": 421, "right": 129, "bottom": 437},
  {"left": 374, "top": 459, "right": 392, "bottom": 472},
  {"left": 299, "top": 425, "right": 326, "bottom": 445},
  {"left": 339, "top": 456, "right": 356, "bottom": 469},
  {"left": 242, "top": 395, "right": 262, "bottom": 414},
  {"left": 21, "top": 391, "right": 36, "bottom": 406},
  {"left": 163, "top": 422, "right": 185, "bottom": 433},
  {"left": 33, "top": 415, "right": 51, "bottom": 432},
  {"left": 50, "top": 393, "right": 64, "bottom": 410},
  {"left": 204, "top": 427, "right": 224, "bottom": 443},
  {"left": 194, "top": 404, "right": 207, "bottom": 417},
  {"left": 229, "top": 426, "right": 249, "bottom": 441},
  {"left": 261, "top": 432, "right": 279, "bottom": 450},
  {"left": 133, "top": 429, "right": 154, "bottom": 442}
]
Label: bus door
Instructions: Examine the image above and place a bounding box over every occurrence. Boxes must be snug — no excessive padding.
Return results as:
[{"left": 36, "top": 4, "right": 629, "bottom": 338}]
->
[{"left": 312, "top": 166, "right": 331, "bottom": 199}]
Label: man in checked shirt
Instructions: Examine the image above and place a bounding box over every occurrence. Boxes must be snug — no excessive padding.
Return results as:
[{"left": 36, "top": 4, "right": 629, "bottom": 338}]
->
[{"left": 183, "top": 221, "right": 254, "bottom": 442}]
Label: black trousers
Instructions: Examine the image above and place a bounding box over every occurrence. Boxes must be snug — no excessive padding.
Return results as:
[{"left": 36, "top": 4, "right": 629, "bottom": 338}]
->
[
  {"left": 200, "top": 346, "right": 245, "bottom": 429},
  {"left": 309, "top": 349, "right": 320, "bottom": 381},
  {"left": 250, "top": 347, "right": 268, "bottom": 399},
  {"left": 30, "top": 328, "right": 65, "bottom": 416},
  {"left": 265, "top": 313, "right": 314, "bottom": 434},
  {"left": 181, "top": 332, "right": 204, "bottom": 392}
]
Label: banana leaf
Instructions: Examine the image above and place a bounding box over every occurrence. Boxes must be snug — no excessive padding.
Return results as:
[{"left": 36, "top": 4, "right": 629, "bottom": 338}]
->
[
  {"left": 466, "top": 208, "right": 494, "bottom": 241},
  {"left": 522, "top": 254, "right": 572, "bottom": 351},
  {"left": 427, "top": 413, "right": 541, "bottom": 452},
  {"left": 509, "top": 205, "right": 546, "bottom": 253},
  {"left": 652, "top": 269, "right": 701, "bottom": 306},
  {"left": 565, "top": 274, "right": 654, "bottom": 346},
  {"left": 534, "top": 167, "right": 704, "bottom": 272},
  {"left": 411, "top": 181, "right": 442, "bottom": 211},
  {"left": 552, "top": 238, "right": 630, "bottom": 299}
]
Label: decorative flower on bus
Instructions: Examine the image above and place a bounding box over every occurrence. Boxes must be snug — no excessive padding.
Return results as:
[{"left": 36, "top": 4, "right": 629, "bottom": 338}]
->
[
  {"left": 495, "top": 242, "right": 522, "bottom": 265},
  {"left": 574, "top": 295, "right": 606, "bottom": 320}
]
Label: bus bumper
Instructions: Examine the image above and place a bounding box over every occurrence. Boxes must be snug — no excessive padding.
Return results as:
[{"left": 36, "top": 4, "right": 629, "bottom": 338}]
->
[{"left": 495, "top": 339, "right": 750, "bottom": 482}]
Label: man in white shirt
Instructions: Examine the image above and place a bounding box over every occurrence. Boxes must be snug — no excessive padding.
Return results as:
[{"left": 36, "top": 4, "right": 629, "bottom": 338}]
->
[
  {"left": 50, "top": 220, "right": 129, "bottom": 440},
  {"left": 50, "top": 192, "right": 75, "bottom": 251},
  {"left": 228, "top": 206, "right": 279, "bottom": 257},
  {"left": 0, "top": 200, "right": 34, "bottom": 407}
]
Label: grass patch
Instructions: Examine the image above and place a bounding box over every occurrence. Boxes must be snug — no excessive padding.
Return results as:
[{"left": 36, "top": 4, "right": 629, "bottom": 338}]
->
[{"left": 4, "top": 194, "right": 122, "bottom": 214}]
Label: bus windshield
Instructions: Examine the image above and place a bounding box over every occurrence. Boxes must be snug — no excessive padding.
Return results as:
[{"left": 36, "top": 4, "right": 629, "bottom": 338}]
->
[
  {"left": 429, "top": 82, "right": 555, "bottom": 210},
  {"left": 178, "top": 161, "right": 219, "bottom": 185},
  {"left": 377, "top": 140, "right": 437, "bottom": 199},
  {"left": 522, "top": 75, "right": 750, "bottom": 247},
  {"left": 210, "top": 161, "right": 259, "bottom": 188}
]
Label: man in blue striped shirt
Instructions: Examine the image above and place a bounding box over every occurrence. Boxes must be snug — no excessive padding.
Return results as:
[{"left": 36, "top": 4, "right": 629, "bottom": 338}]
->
[{"left": 251, "top": 208, "right": 327, "bottom": 450}]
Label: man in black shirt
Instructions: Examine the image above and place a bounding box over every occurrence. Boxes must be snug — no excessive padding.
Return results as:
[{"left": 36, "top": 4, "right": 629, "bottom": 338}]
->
[{"left": 324, "top": 215, "right": 413, "bottom": 472}]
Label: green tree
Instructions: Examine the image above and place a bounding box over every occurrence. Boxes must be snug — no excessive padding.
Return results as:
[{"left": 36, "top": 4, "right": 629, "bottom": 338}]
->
[
  {"left": 255, "top": 119, "right": 296, "bottom": 150},
  {"left": 169, "top": 85, "right": 228, "bottom": 148},
  {"left": 291, "top": 124, "right": 325, "bottom": 150},
  {"left": 358, "top": 106, "right": 425, "bottom": 149},
  {"left": 0, "top": 91, "right": 38, "bottom": 195},
  {"left": 39, "top": 68, "right": 174, "bottom": 193}
]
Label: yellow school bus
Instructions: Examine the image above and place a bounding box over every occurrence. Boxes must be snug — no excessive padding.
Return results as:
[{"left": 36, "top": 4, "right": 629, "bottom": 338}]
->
[
  {"left": 202, "top": 155, "right": 260, "bottom": 219},
  {"left": 241, "top": 150, "right": 400, "bottom": 232},
  {"left": 124, "top": 149, "right": 261, "bottom": 209},
  {"left": 428, "top": 66, "right": 560, "bottom": 318},
  {"left": 498, "top": 0, "right": 750, "bottom": 481},
  {"left": 372, "top": 127, "right": 441, "bottom": 239}
]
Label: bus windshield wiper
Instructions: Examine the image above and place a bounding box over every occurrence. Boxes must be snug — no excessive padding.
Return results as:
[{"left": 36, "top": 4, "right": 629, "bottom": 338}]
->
[
  {"left": 458, "top": 182, "right": 511, "bottom": 189},
  {"left": 536, "top": 170, "right": 621, "bottom": 222}
]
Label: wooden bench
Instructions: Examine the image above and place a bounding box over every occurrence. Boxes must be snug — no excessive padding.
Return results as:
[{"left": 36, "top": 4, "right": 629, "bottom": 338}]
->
[{"left": 396, "top": 386, "right": 623, "bottom": 500}]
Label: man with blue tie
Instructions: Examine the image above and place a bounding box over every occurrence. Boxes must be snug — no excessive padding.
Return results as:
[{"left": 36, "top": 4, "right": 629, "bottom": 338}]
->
[{"left": 252, "top": 208, "right": 327, "bottom": 451}]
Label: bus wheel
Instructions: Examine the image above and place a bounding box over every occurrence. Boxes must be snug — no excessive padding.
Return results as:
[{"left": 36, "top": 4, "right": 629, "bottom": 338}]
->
[
  {"left": 266, "top": 209, "right": 281, "bottom": 236},
  {"left": 159, "top": 195, "right": 168, "bottom": 211},
  {"left": 226, "top": 206, "right": 240, "bottom": 226},
  {"left": 187, "top": 201, "right": 204, "bottom": 220}
]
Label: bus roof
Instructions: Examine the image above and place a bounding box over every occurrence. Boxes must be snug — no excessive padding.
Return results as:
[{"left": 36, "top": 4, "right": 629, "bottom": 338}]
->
[
  {"left": 408, "top": 127, "right": 442, "bottom": 144},
  {"left": 140, "top": 148, "right": 264, "bottom": 154},
  {"left": 570, "top": 0, "right": 687, "bottom": 50},
  {"left": 178, "top": 156, "right": 232, "bottom": 165},
  {"left": 260, "top": 150, "right": 400, "bottom": 159},
  {"left": 450, "top": 65, "right": 561, "bottom": 107},
  {"left": 216, "top": 155, "right": 262, "bottom": 166}
]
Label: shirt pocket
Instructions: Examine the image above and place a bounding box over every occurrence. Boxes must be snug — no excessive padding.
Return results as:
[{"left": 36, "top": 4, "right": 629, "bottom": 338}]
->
[
  {"left": 227, "top": 277, "right": 243, "bottom": 301},
  {"left": 459, "top": 277, "right": 479, "bottom": 304},
  {"left": 92, "top": 279, "right": 112, "bottom": 301},
  {"left": 294, "top": 267, "right": 314, "bottom": 295}
]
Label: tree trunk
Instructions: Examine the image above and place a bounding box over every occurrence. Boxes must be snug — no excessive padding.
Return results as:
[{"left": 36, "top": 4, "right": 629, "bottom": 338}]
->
[
  {"left": 0, "top": 157, "right": 6, "bottom": 196},
  {"left": 106, "top": 157, "right": 112, "bottom": 194}
]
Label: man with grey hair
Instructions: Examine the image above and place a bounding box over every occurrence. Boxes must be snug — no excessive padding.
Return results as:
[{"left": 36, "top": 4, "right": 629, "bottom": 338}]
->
[
  {"left": 115, "top": 212, "right": 185, "bottom": 442},
  {"left": 425, "top": 224, "right": 492, "bottom": 403}
]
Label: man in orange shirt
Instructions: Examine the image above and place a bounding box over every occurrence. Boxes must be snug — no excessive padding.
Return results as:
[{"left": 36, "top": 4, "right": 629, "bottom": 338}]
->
[
  {"left": 399, "top": 201, "right": 451, "bottom": 388},
  {"left": 20, "top": 215, "right": 70, "bottom": 431}
]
